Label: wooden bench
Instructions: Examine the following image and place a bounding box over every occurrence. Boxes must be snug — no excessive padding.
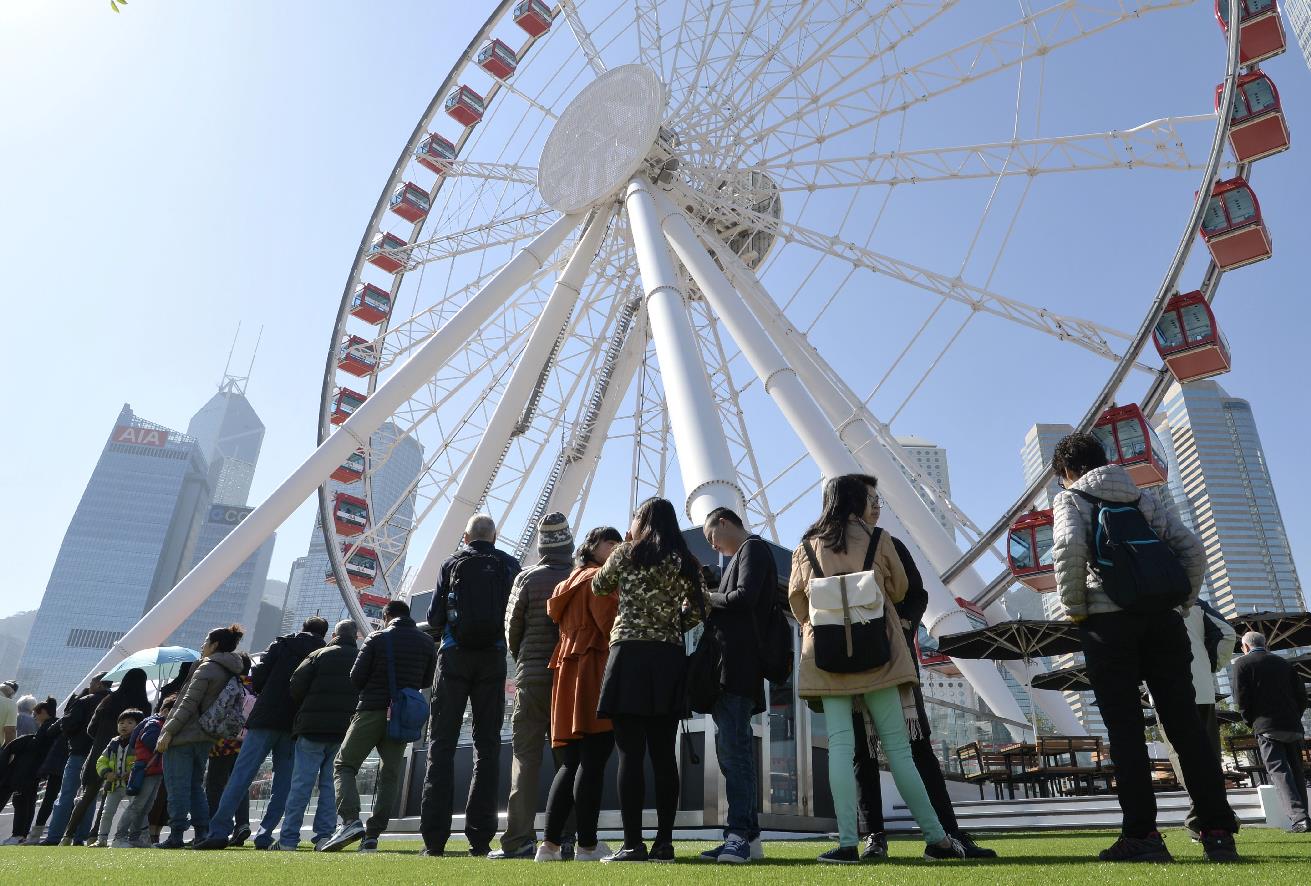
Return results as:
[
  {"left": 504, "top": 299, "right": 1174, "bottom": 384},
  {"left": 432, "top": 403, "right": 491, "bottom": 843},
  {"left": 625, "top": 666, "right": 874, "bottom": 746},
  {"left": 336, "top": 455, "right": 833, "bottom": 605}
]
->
[
  {"left": 1226, "top": 734, "right": 1268, "bottom": 787},
  {"left": 955, "top": 742, "right": 1016, "bottom": 800},
  {"left": 1030, "top": 736, "right": 1111, "bottom": 797}
]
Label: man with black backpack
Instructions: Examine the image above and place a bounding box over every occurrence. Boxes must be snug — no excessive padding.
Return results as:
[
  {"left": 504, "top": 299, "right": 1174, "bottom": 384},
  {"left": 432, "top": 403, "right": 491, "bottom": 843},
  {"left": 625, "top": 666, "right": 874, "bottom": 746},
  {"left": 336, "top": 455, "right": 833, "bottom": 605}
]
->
[
  {"left": 1051, "top": 432, "right": 1239, "bottom": 863},
  {"left": 698, "top": 507, "right": 777, "bottom": 865},
  {"left": 420, "top": 514, "right": 521, "bottom": 857}
]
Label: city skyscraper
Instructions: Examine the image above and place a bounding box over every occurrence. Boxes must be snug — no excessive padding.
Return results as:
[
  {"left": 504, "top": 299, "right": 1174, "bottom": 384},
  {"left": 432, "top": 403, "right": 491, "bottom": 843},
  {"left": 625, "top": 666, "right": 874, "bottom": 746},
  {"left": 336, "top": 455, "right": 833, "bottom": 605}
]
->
[
  {"left": 1156, "top": 380, "right": 1304, "bottom": 617},
  {"left": 19, "top": 405, "right": 211, "bottom": 701},
  {"left": 1287, "top": 0, "right": 1311, "bottom": 72},
  {"left": 166, "top": 378, "right": 273, "bottom": 651},
  {"left": 286, "top": 422, "right": 424, "bottom": 626},
  {"left": 1021, "top": 423, "right": 1075, "bottom": 509},
  {"left": 894, "top": 435, "right": 954, "bottom": 538}
]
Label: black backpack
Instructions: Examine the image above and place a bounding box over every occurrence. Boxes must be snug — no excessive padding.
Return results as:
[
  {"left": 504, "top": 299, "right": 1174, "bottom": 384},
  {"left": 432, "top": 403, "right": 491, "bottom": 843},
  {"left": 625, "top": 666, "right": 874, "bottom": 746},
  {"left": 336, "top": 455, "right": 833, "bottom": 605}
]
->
[
  {"left": 1073, "top": 490, "right": 1190, "bottom": 614},
  {"left": 446, "top": 549, "right": 513, "bottom": 650}
]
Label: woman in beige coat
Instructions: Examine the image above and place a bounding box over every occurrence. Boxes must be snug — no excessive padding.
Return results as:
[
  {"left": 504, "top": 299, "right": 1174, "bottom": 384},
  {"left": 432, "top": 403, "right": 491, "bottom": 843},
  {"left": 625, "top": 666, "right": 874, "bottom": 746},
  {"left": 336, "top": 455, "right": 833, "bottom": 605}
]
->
[{"left": 789, "top": 474, "right": 964, "bottom": 864}]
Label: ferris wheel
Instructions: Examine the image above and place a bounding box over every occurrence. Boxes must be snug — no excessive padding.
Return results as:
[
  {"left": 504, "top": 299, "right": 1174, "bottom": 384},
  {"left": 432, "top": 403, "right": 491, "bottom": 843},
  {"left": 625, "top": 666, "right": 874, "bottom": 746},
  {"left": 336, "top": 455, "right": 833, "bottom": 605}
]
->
[{"left": 277, "top": 0, "right": 1286, "bottom": 730}]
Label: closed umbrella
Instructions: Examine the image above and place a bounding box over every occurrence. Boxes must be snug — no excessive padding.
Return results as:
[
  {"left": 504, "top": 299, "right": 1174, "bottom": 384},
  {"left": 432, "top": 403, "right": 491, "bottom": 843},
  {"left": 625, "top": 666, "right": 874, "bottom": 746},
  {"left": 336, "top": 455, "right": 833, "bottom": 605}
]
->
[{"left": 103, "top": 646, "right": 200, "bottom": 683}]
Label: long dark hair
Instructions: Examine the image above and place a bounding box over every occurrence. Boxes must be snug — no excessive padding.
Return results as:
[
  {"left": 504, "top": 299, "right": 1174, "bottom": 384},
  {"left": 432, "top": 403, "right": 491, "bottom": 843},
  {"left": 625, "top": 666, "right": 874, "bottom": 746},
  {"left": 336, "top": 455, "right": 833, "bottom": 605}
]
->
[
  {"left": 803, "top": 473, "right": 878, "bottom": 554},
  {"left": 629, "top": 497, "right": 701, "bottom": 589},
  {"left": 575, "top": 526, "right": 623, "bottom": 568},
  {"left": 108, "top": 667, "right": 150, "bottom": 712}
]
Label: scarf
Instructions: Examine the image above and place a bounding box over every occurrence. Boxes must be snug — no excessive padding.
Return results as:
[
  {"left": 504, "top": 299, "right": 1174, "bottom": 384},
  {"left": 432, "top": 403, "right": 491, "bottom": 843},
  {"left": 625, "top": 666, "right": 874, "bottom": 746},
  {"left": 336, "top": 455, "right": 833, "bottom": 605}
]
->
[{"left": 857, "top": 683, "right": 924, "bottom": 751}]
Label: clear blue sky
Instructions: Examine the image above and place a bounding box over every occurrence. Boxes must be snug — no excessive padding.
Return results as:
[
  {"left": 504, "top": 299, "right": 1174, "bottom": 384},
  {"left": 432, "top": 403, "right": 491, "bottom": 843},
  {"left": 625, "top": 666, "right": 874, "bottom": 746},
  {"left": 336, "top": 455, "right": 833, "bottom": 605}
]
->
[{"left": 2, "top": 1, "right": 1307, "bottom": 622}]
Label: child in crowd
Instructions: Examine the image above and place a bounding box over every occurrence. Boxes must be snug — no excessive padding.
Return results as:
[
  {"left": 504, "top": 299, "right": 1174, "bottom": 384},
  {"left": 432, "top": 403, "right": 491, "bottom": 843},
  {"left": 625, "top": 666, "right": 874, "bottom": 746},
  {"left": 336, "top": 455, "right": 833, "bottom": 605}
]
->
[
  {"left": 112, "top": 697, "right": 173, "bottom": 848},
  {"left": 91, "top": 709, "right": 145, "bottom": 847}
]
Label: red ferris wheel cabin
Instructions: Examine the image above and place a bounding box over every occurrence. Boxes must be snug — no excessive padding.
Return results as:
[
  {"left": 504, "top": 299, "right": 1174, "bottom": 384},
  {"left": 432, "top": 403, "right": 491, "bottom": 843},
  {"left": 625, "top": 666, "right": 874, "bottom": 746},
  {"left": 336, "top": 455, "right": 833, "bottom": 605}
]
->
[
  {"left": 514, "top": 0, "right": 552, "bottom": 37},
  {"left": 350, "top": 283, "right": 392, "bottom": 325},
  {"left": 366, "top": 232, "right": 408, "bottom": 274},
  {"left": 332, "top": 492, "right": 369, "bottom": 537},
  {"left": 331, "top": 387, "right": 367, "bottom": 425},
  {"left": 1092, "top": 404, "right": 1168, "bottom": 488},
  {"left": 331, "top": 448, "right": 365, "bottom": 483},
  {"left": 478, "top": 39, "right": 519, "bottom": 79},
  {"left": 1153, "top": 291, "right": 1232, "bottom": 384},
  {"left": 389, "top": 181, "right": 432, "bottom": 223},
  {"left": 1215, "top": 0, "right": 1286, "bottom": 66},
  {"left": 325, "top": 545, "right": 379, "bottom": 589},
  {"left": 1199, "top": 177, "right": 1271, "bottom": 271},
  {"left": 337, "top": 335, "right": 377, "bottom": 378},
  {"left": 1217, "top": 71, "right": 1290, "bottom": 163},
  {"left": 1007, "top": 509, "right": 1056, "bottom": 593},
  {"left": 359, "top": 591, "right": 389, "bottom": 624},
  {"left": 415, "top": 133, "right": 457, "bottom": 175},
  {"left": 445, "top": 85, "right": 486, "bottom": 127}
]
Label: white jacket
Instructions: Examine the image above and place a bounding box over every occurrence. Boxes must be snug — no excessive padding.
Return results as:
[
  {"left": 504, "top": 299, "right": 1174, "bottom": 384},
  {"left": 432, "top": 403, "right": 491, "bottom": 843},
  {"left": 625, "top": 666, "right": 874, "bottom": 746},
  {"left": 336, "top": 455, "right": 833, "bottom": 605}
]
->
[
  {"left": 1051, "top": 464, "right": 1206, "bottom": 619},
  {"left": 1185, "top": 602, "right": 1236, "bottom": 705}
]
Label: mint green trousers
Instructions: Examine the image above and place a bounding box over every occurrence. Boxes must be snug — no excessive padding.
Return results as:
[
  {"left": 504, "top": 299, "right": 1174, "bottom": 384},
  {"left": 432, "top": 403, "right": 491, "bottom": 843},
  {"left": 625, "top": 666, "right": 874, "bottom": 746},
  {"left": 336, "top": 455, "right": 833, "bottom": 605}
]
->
[{"left": 822, "top": 688, "right": 946, "bottom": 847}]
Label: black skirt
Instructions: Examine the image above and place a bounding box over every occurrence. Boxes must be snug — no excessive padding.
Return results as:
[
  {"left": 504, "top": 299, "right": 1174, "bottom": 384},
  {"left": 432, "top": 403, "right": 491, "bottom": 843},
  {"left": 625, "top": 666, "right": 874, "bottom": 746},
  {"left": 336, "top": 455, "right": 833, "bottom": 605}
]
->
[{"left": 596, "top": 640, "right": 686, "bottom": 719}]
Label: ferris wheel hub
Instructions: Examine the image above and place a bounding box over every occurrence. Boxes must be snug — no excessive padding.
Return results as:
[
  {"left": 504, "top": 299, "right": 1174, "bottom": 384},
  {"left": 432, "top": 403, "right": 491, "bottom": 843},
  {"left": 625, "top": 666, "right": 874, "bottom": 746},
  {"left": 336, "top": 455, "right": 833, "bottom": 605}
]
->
[{"left": 538, "top": 64, "right": 667, "bottom": 213}]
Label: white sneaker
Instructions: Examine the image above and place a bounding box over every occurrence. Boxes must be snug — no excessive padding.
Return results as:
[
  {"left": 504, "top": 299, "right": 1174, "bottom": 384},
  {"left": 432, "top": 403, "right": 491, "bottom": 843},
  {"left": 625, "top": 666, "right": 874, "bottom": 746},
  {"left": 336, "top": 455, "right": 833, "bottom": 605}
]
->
[
  {"left": 534, "top": 843, "right": 563, "bottom": 862},
  {"left": 574, "top": 841, "right": 612, "bottom": 862},
  {"left": 750, "top": 837, "right": 764, "bottom": 860}
]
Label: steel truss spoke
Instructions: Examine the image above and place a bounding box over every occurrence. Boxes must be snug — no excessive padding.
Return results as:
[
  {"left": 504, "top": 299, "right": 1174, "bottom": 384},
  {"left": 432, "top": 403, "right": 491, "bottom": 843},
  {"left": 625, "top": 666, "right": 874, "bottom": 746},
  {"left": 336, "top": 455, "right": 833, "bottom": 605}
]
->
[
  {"left": 378, "top": 207, "right": 556, "bottom": 271},
  {"left": 561, "top": 0, "right": 609, "bottom": 74},
  {"left": 694, "top": 115, "right": 1217, "bottom": 190},
  {"left": 747, "top": 0, "right": 1192, "bottom": 163},
  {"left": 681, "top": 185, "right": 1154, "bottom": 370}
]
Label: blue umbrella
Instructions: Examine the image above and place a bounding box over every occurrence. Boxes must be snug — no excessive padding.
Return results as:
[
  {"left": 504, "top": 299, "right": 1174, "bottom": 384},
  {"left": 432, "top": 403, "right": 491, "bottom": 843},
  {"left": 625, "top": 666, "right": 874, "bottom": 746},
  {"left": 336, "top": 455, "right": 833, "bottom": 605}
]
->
[{"left": 103, "top": 646, "right": 200, "bottom": 683}]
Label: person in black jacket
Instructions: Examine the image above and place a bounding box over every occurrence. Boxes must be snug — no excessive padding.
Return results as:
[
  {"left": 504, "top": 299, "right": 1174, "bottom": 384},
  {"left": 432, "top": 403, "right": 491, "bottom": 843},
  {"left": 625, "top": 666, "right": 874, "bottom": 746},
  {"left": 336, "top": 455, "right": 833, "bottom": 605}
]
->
[
  {"left": 0, "top": 697, "right": 58, "bottom": 843},
  {"left": 1233, "top": 631, "right": 1310, "bottom": 832},
  {"left": 320, "top": 600, "right": 436, "bottom": 854},
  {"left": 850, "top": 534, "right": 996, "bottom": 861},
  {"left": 194, "top": 617, "right": 327, "bottom": 850},
  {"left": 276, "top": 620, "right": 361, "bottom": 851},
  {"left": 699, "top": 507, "right": 773, "bottom": 864},
  {"left": 58, "top": 668, "right": 152, "bottom": 844},
  {"left": 26, "top": 701, "right": 68, "bottom": 844},
  {"left": 39, "top": 674, "right": 111, "bottom": 845}
]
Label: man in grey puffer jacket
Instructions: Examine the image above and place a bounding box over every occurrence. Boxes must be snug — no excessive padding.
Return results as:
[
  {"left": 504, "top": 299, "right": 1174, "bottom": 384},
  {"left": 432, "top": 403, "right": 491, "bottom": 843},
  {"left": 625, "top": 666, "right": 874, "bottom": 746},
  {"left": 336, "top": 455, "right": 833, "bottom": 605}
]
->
[
  {"left": 1051, "top": 432, "right": 1238, "bottom": 864},
  {"left": 489, "top": 512, "right": 575, "bottom": 859}
]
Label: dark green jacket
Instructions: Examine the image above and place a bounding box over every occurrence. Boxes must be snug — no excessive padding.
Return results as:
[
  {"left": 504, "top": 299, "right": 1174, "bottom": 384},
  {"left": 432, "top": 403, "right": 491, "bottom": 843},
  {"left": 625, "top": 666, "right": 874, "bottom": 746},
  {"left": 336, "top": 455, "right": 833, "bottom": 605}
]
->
[{"left": 288, "top": 635, "right": 360, "bottom": 739}]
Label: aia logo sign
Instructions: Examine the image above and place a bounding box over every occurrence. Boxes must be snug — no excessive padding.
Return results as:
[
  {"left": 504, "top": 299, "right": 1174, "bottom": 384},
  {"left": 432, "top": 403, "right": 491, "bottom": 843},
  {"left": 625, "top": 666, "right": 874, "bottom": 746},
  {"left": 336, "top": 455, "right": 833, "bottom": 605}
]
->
[{"left": 112, "top": 425, "right": 168, "bottom": 447}]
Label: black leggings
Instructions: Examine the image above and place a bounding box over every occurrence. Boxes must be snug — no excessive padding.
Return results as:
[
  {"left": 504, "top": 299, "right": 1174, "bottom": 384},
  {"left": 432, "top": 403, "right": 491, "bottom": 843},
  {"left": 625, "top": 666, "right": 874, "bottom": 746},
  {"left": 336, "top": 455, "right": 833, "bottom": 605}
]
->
[
  {"left": 545, "top": 731, "right": 615, "bottom": 848},
  {"left": 35, "top": 774, "right": 59, "bottom": 827},
  {"left": 610, "top": 715, "right": 678, "bottom": 849}
]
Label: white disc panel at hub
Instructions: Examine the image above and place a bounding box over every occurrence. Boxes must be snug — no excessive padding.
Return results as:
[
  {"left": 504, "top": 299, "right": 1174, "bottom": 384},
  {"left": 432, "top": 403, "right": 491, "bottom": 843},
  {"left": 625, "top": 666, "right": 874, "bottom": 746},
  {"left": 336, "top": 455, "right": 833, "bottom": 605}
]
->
[{"left": 539, "top": 65, "right": 668, "bottom": 213}]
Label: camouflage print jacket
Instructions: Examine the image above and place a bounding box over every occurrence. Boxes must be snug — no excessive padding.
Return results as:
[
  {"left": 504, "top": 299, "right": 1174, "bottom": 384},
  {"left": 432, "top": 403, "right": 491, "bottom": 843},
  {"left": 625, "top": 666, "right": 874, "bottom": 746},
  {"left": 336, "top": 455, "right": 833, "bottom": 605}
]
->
[{"left": 592, "top": 542, "right": 701, "bottom": 646}]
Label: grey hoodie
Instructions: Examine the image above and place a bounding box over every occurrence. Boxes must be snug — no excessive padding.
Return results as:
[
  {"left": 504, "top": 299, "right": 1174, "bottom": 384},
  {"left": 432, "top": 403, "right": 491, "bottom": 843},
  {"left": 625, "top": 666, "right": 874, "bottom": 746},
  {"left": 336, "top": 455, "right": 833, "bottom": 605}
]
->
[{"left": 1051, "top": 464, "right": 1205, "bottom": 619}]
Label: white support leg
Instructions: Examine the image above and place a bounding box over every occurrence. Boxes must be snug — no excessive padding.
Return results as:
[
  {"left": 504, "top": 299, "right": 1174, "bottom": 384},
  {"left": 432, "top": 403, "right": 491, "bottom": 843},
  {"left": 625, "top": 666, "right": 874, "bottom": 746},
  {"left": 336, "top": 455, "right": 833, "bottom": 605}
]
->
[
  {"left": 408, "top": 211, "right": 610, "bottom": 593},
  {"left": 706, "top": 233, "right": 1076, "bottom": 735},
  {"left": 79, "top": 211, "right": 586, "bottom": 685},
  {"left": 624, "top": 177, "right": 743, "bottom": 521}
]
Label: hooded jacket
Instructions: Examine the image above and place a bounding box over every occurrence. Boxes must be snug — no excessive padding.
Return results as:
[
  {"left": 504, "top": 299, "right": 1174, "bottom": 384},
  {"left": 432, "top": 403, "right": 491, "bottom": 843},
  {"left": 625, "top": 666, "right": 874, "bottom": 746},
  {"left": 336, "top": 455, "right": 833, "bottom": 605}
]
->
[
  {"left": 1051, "top": 464, "right": 1206, "bottom": 619},
  {"left": 288, "top": 634, "right": 361, "bottom": 738},
  {"left": 247, "top": 631, "right": 326, "bottom": 732},
  {"left": 505, "top": 551, "right": 574, "bottom": 690},
  {"left": 547, "top": 565, "right": 618, "bottom": 745},
  {"left": 95, "top": 735, "right": 134, "bottom": 786},
  {"left": 162, "top": 651, "right": 250, "bottom": 747},
  {"left": 61, "top": 689, "right": 109, "bottom": 757}
]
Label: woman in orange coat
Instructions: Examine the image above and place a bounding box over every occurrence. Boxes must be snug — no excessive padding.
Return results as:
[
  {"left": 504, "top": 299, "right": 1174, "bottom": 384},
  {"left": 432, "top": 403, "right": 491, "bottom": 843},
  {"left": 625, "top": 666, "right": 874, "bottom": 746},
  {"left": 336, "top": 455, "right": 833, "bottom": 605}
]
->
[{"left": 537, "top": 526, "right": 623, "bottom": 863}]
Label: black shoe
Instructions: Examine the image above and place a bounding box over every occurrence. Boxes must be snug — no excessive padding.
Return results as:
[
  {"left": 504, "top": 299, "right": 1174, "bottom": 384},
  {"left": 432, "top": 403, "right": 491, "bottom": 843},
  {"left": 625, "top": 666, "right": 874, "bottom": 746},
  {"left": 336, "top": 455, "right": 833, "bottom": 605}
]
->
[
  {"left": 861, "top": 832, "right": 887, "bottom": 861},
  {"left": 468, "top": 844, "right": 491, "bottom": 857},
  {"left": 818, "top": 845, "right": 859, "bottom": 864},
  {"left": 649, "top": 841, "right": 674, "bottom": 862},
  {"left": 229, "top": 825, "right": 251, "bottom": 847},
  {"left": 1098, "top": 832, "right": 1172, "bottom": 863},
  {"left": 154, "top": 836, "right": 187, "bottom": 850},
  {"left": 924, "top": 836, "right": 968, "bottom": 861},
  {"left": 419, "top": 848, "right": 444, "bottom": 857},
  {"left": 1291, "top": 819, "right": 1310, "bottom": 834},
  {"left": 952, "top": 832, "right": 997, "bottom": 859},
  {"left": 560, "top": 838, "right": 576, "bottom": 861},
  {"left": 602, "top": 845, "right": 649, "bottom": 863},
  {"left": 192, "top": 836, "right": 230, "bottom": 851},
  {"left": 1201, "top": 830, "right": 1240, "bottom": 862}
]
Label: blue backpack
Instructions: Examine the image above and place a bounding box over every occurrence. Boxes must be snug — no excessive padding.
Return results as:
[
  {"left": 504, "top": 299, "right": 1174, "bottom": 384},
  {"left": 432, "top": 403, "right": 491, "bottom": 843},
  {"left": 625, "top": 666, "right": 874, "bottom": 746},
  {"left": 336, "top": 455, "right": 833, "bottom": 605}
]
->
[{"left": 384, "top": 631, "right": 428, "bottom": 743}]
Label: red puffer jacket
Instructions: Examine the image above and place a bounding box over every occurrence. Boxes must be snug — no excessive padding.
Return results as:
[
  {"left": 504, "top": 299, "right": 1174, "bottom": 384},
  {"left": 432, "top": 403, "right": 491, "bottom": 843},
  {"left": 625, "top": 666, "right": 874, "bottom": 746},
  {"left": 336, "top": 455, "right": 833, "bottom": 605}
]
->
[{"left": 132, "top": 714, "right": 165, "bottom": 777}]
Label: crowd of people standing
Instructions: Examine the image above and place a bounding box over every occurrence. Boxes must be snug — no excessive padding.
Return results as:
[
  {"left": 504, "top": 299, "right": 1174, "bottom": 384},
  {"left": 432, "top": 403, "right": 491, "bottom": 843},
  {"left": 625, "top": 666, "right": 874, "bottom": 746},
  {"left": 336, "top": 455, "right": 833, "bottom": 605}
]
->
[{"left": 0, "top": 448, "right": 1305, "bottom": 863}]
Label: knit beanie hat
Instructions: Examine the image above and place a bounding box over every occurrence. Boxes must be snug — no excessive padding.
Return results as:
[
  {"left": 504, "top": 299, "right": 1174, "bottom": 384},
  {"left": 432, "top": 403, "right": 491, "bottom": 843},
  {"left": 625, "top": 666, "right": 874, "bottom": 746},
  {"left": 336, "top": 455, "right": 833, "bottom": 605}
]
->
[{"left": 538, "top": 511, "right": 574, "bottom": 553}]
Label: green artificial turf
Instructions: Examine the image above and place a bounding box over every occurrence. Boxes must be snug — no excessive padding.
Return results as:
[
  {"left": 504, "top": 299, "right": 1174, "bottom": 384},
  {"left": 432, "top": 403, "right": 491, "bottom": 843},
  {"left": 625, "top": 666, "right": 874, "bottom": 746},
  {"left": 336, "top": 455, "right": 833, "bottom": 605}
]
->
[{"left": 2, "top": 829, "right": 1307, "bottom": 884}]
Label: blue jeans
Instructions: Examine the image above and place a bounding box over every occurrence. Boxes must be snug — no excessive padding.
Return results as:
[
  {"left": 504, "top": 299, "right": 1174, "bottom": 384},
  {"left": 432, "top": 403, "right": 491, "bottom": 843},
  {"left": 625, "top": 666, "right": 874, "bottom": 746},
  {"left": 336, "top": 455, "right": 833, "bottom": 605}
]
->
[
  {"left": 712, "top": 692, "right": 760, "bottom": 842},
  {"left": 278, "top": 737, "right": 339, "bottom": 848},
  {"left": 206, "top": 728, "right": 294, "bottom": 845},
  {"left": 163, "top": 743, "right": 212, "bottom": 838},
  {"left": 43, "top": 753, "right": 90, "bottom": 843}
]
